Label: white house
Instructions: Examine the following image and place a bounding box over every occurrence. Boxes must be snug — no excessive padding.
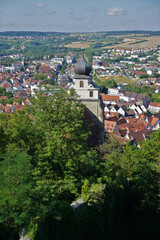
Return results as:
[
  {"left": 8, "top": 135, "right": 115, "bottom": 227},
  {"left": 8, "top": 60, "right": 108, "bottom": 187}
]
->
[
  {"left": 51, "top": 58, "right": 64, "bottom": 65},
  {"left": 141, "top": 105, "right": 147, "bottom": 112},
  {"left": 155, "top": 86, "right": 160, "bottom": 93},
  {"left": 148, "top": 102, "right": 160, "bottom": 113},
  {"left": 31, "top": 85, "right": 39, "bottom": 96},
  {"left": 110, "top": 105, "right": 119, "bottom": 113},
  {"left": 104, "top": 104, "right": 111, "bottom": 112},
  {"left": 147, "top": 70, "right": 153, "bottom": 75},
  {"left": 130, "top": 103, "right": 137, "bottom": 110},
  {"left": 136, "top": 105, "right": 143, "bottom": 114},
  {"left": 119, "top": 95, "right": 131, "bottom": 102},
  {"left": 118, "top": 107, "right": 126, "bottom": 116},
  {"left": 108, "top": 88, "right": 120, "bottom": 95}
]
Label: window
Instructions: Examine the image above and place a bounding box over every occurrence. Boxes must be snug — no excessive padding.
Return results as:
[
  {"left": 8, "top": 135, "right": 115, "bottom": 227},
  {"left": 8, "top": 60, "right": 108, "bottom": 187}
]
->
[
  {"left": 80, "top": 81, "right": 84, "bottom": 88},
  {"left": 90, "top": 90, "right": 93, "bottom": 97}
]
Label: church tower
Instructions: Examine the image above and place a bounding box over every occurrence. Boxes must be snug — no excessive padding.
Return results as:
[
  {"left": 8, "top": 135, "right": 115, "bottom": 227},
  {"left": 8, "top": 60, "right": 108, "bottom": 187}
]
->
[{"left": 69, "top": 55, "right": 104, "bottom": 143}]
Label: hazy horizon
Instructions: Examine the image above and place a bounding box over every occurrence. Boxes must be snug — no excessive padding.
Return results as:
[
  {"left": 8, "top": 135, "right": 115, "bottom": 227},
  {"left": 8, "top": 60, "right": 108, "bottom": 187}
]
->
[{"left": 0, "top": 30, "right": 159, "bottom": 34}]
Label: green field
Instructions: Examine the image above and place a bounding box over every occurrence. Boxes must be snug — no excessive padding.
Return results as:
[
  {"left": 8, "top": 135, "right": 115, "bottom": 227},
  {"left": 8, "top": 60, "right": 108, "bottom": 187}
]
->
[{"left": 99, "top": 75, "right": 135, "bottom": 84}]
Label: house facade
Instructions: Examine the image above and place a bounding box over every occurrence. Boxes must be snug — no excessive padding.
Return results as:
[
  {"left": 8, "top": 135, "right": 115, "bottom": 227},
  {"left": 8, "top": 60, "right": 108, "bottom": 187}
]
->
[{"left": 148, "top": 102, "right": 160, "bottom": 113}]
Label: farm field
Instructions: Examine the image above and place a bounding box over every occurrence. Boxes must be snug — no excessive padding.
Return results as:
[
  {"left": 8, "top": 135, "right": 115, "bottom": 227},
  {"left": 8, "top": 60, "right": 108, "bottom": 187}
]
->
[
  {"left": 64, "top": 41, "right": 92, "bottom": 49},
  {"left": 64, "top": 35, "right": 160, "bottom": 52},
  {"left": 99, "top": 75, "right": 135, "bottom": 84},
  {"left": 104, "top": 36, "right": 160, "bottom": 49}
]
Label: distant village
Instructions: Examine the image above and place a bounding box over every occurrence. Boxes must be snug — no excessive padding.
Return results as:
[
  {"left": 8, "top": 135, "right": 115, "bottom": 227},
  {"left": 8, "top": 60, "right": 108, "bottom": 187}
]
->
[{"left": 0, "top": 45, "right": 160, "bottom": 147}]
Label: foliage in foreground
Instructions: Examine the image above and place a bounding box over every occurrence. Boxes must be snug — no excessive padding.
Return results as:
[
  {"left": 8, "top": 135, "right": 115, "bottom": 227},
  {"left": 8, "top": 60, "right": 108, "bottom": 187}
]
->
[
  {"left": 0, "top": 88, "right": 98, "bottom": 237},
  {"left": 0, "top": 88, "right": 160, "bottom": 240}
]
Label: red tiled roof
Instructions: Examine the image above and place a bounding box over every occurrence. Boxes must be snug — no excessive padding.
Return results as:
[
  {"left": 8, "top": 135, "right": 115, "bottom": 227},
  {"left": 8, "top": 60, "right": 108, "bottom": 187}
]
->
[
  {"left": 16, "top": 105, "right": 25, "bottom": 111},
  {"left": 4, "top": 106, "right": 11, "bottom": 113},
  {"left": 150, "top": 117, "right": 159, "bottom": 127},
  {"left": 128, "top": 130, "right": 154, "bottom": 143},
  {"left": 118, "top": 123, "right": 131, "bottom": 130},
  {"left": 100, "top": 94, "right": 119, "bottom": 102},
  {"left": 0, "top": 96, "right": 8, "bottom": 100},
  {"left": 130, "top": 71, "right": 147, "bottom": 76},
  {"left": 137, "top": 113, "right": 147, "bottom": 120},
  {"left": 106, "top": 116, "right": 119, "bottom": 123},
  {"left": 39, "top": 66, "right": 50, "bottom": 73},
  {"left": 149, "top": 102, "right": 160, "bottom": 108},
  {"left": 23, "top": 99, "right": 31, "bottom": 105},
  {"left": 104, "top": 112, "right": 119, "bottom": 117},
  {"left": 129, "top": 122, "right": 147, "bottom": 132},
  {"left": 146, "top": 64, "right": 157, "bottom": 68},
  {"left": 105, "top": 120, "right": 118, "bottom": 133},
  {"left": 2, "top": 83, "right": 10, "bottom": 88},
  {"left": 128, "top": 118, "right": 140, "bottom": 125},
  {"left": 117, "top": 118, "right": 127, "bottom": 125},
  {"left": 13, "top": 102, "right": 20, "bottom": 106}
]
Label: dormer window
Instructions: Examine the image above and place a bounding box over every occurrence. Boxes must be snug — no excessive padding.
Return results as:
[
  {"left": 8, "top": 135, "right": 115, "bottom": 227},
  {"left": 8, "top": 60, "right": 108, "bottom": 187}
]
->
[
  {"left": 80, "top": 81, "right": 84, "bottom": 88},
  {"left": 90, "top": 90, "right": 93, "bottom": 97}
]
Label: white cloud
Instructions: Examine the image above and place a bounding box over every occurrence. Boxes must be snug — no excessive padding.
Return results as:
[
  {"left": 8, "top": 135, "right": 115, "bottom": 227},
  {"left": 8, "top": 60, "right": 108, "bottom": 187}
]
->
[
  {"left": 75, "top": 15, "right": 81, "bottom": 19},
  {"left": 47, "top": 10, "right": 54, "bottom": 14},
  {"left": 36, "top": 3, "right": 45, "bottom": 8},
  {"left": 106, "top": 7, "right": 124, "bottom": 16}
]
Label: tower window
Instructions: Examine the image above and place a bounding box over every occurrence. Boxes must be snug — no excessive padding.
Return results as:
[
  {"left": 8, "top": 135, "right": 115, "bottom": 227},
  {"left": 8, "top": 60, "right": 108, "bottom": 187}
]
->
[
  {"left": 80, "top": 81, "right": 84, "bottom": 88},
  {"left": 90, "top": 90, "right": 93, "bottom": 97}
]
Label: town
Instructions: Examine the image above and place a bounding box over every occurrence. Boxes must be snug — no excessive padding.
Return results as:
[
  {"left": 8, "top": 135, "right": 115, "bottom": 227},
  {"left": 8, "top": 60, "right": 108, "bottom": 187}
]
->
[
  {"left": 1, "top": 0, "right": 160, "bottom": 238},
  {"left": 0, "top": 38, "right": 160, "bottom": 147}
]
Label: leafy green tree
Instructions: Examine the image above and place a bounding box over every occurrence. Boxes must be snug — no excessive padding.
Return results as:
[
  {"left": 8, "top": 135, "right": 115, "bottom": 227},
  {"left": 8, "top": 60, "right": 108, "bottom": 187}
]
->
[
  {"left": 105, "top": 79, "right": 117, "bottom": 88},
  {"left": 19, "top": 66, "right": 25, "bottom": 72},
  {"left": 0, "top": 87, "right": 98, "bottom": 238},
  {"left": 98, "top": 134, "right": 160, "bottom": 211},
  {"left": 151, "top": 93, "right": 160, "bottom": 103},
  {"left": 6, "top": 77, "right": 11, "bottom": 82},
  {"left": 139, "top": 74, "right": 150, "bottom": 79},
  {"left": 0, "top": 151, "right": 33, "bottom": 228},
  {"left": 1, "top": 85, "right": 160, "bottom": 239},
  {"left": 60, "top": 60, "right": 67, "bottom": 74},
  {"left": 36, "top": 64, "right": 40, "bottom": 71},
  {"left": 0, "top": 87, "right": 6, "bottom": 96},
  {"left": 34, "top": 73, "right": 48, "bottom": 80},
  {"left": 6, "top": 91, "right": 13, "bottom": 99}
]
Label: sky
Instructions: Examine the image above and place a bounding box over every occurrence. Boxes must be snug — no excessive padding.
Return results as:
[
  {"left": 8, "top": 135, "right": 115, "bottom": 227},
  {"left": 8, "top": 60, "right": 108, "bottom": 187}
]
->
[{"left": 0, "top": 0, "right": 160, "bottom": 32}]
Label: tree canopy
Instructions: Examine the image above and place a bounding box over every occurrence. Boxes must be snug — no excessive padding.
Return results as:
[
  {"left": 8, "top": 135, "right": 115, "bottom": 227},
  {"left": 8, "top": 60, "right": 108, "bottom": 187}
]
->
[
  {"left": 0, "top": 87, "right": 98, "bottom": 238},
  {"left": 0, "top": 87, "right": 160, "bottom": 240}
]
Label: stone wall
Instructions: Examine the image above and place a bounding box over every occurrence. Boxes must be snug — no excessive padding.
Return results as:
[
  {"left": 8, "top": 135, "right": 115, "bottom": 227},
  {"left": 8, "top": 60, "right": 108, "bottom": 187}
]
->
[{"left": 82, "top": 99, "right": 104, "bottom": 143}]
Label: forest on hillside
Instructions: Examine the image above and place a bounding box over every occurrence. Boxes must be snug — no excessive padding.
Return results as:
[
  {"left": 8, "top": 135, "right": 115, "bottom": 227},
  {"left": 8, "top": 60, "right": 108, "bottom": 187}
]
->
[{"left": 0, "top": 88, "right": 160, "bottom": 240}]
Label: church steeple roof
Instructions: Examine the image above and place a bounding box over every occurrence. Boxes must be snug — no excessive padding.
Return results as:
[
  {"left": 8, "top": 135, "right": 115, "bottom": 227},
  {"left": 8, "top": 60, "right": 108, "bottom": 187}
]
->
[{"left": 74, "top": 54, "right": 91, "bottom": 76}]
